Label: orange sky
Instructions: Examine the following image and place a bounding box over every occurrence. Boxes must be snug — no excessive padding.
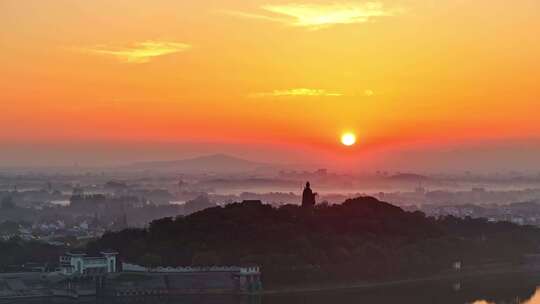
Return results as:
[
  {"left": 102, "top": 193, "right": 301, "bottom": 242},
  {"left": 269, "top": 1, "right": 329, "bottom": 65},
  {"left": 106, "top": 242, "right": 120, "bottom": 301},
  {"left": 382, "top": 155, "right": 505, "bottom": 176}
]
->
[{"left": 1, "top": 0, "right": 540, "bottom": 169}]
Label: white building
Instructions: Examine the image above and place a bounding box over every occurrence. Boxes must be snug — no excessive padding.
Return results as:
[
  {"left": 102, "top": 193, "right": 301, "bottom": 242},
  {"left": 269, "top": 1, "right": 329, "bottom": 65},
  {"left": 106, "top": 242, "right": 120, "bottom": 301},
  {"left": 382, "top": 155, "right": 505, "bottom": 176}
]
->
[{"left": 59, "top": 251, "right": 118, "bottom": 276}]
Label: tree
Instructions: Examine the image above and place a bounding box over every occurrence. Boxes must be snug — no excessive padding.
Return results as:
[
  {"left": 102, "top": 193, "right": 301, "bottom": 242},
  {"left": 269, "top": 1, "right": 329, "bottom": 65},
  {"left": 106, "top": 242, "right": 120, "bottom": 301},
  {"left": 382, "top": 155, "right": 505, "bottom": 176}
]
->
[
  {"left": 192, "top": 251, "right": 220, "bottom": 266},
  {"left": 183, "top": 194, "right": 216, "bottom": 214},
  {"left": 0, "top": 221, "right": 20, "bottom": 234},
  {"left": 139, "top": 254, "right": 162, "bottom": 268},
  {"left": 1, "top": 196, "right": 15, "bottom": 209}
]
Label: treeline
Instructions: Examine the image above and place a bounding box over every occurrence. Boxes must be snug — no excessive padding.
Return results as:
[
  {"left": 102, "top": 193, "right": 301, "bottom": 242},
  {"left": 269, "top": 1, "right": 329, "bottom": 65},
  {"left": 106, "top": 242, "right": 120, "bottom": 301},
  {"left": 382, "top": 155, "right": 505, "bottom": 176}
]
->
[
  {"left": 0, "top": 238, "right": 66, "bottom": 272},
  {"left": 87, "top": 197, "right": 540, "bottom": 287}
]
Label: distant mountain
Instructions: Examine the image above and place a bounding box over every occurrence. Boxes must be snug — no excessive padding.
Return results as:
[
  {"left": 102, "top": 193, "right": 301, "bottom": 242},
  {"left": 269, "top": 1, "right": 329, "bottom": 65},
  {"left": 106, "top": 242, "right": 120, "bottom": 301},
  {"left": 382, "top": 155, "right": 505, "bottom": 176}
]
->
[{"left": 126, "top": 154, "right": 272, "bottom": 173}]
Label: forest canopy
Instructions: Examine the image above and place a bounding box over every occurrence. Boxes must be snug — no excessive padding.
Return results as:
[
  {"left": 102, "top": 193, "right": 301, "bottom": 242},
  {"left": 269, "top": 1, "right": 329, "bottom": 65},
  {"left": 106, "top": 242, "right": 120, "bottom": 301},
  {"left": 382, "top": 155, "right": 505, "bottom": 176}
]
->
[{"left": 88, "top": 197, "right": 540, "bottom": 287}]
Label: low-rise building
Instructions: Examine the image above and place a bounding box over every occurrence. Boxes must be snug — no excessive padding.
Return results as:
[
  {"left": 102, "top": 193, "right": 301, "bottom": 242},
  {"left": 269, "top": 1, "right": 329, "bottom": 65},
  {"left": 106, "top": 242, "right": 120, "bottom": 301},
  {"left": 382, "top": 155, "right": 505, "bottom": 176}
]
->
[{"left": 59, "top": 251, "right": 118, "bottom": 276}]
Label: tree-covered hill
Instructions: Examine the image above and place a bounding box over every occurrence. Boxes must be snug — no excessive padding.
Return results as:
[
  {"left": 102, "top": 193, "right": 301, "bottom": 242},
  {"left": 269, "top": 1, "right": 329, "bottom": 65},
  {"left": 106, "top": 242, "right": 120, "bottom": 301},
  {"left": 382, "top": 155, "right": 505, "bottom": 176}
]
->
[{"left": 88, "top": 197, "right": 540, "bottom": 287}]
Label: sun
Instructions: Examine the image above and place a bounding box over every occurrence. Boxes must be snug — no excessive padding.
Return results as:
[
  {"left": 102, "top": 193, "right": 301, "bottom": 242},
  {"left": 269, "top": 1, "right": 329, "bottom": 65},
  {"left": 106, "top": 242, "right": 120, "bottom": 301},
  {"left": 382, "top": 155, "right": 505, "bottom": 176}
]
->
[{"left": 341, "top": 132, "right": 356, "bottom": 146}]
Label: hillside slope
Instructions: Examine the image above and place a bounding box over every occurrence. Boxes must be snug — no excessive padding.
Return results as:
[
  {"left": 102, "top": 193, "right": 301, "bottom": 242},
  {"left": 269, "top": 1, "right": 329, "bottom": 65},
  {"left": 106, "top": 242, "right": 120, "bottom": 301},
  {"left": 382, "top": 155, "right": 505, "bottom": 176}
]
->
[{"left": 89, "top": 197, "right": 540, "bottom": 287}]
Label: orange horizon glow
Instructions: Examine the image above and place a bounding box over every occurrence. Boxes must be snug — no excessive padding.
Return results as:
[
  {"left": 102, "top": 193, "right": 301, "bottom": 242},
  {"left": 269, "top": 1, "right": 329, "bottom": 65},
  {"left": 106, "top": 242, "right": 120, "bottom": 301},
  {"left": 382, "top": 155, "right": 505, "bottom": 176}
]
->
[{"left": 1, "top": 0, "right": 540, "bottom": 167}]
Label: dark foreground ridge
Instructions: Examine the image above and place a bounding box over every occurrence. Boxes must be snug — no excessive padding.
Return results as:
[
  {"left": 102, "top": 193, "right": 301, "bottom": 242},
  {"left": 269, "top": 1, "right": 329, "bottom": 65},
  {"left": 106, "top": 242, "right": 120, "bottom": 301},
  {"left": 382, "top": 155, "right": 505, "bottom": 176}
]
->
[{"left": 88, "top": 197, "right": 540, "bottom": 288}]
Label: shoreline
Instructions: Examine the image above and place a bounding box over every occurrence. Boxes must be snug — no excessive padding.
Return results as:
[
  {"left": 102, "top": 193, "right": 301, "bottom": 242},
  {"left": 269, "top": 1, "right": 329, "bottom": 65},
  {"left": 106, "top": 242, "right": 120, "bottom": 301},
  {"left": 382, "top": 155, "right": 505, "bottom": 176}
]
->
[
  {"left": 1, "top": 266, "right": 539, "bottom": 301},
  {"left": 261, "top": 265, "right": 540, "bottom": 295}
]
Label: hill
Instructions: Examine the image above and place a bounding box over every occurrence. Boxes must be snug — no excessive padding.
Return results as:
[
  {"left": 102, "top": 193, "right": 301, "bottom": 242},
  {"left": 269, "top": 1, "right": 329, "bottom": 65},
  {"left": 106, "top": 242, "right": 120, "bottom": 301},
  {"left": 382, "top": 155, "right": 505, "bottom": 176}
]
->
[
  {"left": 126, "top": 154, "right": 271, "bottom": 173},
  {"left": 88, "top": 197, "right": 540, "bottom": 287}
]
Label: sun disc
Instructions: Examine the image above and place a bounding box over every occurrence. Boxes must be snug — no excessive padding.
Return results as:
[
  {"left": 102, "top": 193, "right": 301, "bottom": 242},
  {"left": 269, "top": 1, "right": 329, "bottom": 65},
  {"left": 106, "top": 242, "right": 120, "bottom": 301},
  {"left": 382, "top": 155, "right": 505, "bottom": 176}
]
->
[{"left": 341, "top": 133, "right": 356, "bottom": 146}]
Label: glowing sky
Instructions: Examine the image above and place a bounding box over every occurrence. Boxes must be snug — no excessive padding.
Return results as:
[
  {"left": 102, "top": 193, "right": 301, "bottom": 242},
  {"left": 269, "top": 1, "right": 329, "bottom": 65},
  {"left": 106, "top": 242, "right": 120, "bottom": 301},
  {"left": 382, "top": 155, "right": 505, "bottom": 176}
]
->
[{"left": 1, "top": 0, "right": 540, "bottom": 170}]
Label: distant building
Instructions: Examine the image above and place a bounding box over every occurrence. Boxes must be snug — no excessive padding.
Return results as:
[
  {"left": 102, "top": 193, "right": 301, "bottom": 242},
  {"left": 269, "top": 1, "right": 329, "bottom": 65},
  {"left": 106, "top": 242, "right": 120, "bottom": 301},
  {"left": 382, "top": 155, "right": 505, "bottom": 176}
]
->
[{"left": 60, "top": 251, "right": 118, "bottom": 276}]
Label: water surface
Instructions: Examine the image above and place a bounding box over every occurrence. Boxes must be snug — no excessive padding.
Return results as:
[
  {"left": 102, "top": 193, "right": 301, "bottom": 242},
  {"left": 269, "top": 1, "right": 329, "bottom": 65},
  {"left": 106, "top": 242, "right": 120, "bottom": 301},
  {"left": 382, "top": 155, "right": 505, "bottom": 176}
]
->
[{"left": 3, "top": 273, "right": 540, "bottom": 304}]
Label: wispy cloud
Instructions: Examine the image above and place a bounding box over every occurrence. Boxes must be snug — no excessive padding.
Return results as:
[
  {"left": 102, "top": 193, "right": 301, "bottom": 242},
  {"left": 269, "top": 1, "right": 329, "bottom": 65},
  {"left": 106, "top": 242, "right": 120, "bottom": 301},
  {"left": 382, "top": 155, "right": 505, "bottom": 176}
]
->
[
  {"left": 224, "top": 2, "right": 399, "bottom": 29},
  {"left": 220, "top": 10, "right": 285, "bottom": 23},
  {"left": 364, "top": 89, "right": 375, "bottom": 96},
  {"left": 251, "top": 88, "right": 343, "bottom": 98},
  {"left": 81, "top": 40, "right": 191, "bottom": 63}
]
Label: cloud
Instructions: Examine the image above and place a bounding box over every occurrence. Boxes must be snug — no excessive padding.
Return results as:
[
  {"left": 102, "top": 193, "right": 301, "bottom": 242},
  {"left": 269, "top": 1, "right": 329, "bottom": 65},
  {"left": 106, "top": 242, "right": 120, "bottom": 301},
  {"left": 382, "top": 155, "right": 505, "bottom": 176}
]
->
[
  {"left": 82, "top": 40, "right": 191, "bottom": 63},
  {"left": 225, "top": 2, "right": 398, "bottom": 29},
  {"left": 251, "top": 88, "right": 343, "bottom": 98},
  {"left": 364, "top": 89, "right": 375, "bottom": 96},
  {"left": 219, "top": 10, "right": 285, "bottom": 23}
]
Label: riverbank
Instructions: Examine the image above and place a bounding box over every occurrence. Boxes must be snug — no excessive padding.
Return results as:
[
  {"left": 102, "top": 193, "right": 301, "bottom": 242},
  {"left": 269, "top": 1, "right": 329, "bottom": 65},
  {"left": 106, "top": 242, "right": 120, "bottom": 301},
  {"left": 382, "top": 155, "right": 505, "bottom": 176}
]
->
[
  {"left": 1, "top": 264, "right": 538, "bottom": 300},
  {"left": 262, "top": 264, "right": 540, "bottom": 295}
]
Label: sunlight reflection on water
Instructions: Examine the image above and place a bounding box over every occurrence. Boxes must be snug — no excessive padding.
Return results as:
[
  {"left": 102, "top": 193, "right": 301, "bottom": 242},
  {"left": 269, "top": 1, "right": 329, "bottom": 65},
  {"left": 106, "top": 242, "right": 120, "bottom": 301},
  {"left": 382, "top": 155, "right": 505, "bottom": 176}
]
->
[{"left": 472, "top": 287, "right": 540, "bottom": 304}]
